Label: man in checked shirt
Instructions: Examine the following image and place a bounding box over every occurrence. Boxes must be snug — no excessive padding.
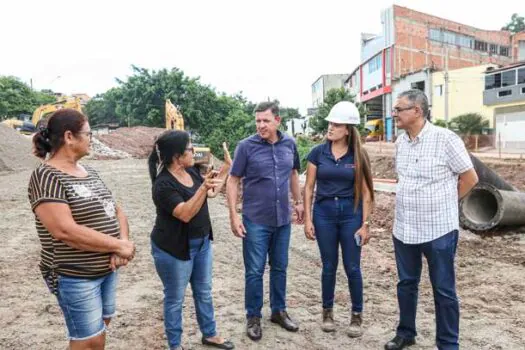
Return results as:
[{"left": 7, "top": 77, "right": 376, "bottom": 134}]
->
[{"left": 384, "top": 90, "right": 479, "bottom": 350}]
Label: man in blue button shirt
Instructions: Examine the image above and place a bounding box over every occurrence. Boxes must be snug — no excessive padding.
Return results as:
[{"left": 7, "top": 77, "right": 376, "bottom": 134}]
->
[{"left": 226, "top": 101, "right": 304, "bottom": 342}]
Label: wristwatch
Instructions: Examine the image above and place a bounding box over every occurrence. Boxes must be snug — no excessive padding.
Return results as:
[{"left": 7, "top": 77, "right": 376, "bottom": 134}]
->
[
  {"left": 294, "top": 200, "right": 303, "bottom": 205},
  {"left": 363, "top": 220, "right": 370, "bottom": 226}
]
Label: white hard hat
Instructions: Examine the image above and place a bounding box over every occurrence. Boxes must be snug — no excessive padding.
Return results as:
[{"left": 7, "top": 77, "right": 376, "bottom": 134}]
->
[{"left": 325, "top": 101, "right": 360, "bottom": 125}]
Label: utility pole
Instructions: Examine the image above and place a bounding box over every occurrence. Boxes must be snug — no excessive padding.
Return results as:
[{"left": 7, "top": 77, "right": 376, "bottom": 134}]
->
[{"left": 444, "top": 46, "right": 449, "bottom": 126}]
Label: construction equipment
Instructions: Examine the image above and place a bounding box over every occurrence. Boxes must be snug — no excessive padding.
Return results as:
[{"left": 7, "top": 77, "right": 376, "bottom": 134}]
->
[
  {"left": 165, "top": 99, "right": 211, "bottom": 165},
  {"left": 0, "top": 119, "right": 35, "bottom": 135},
  {"left": 365, "top": 119, "right": 384, "bottom": 141},
  {"left": 32, "top": 97, "right": 83, "bottom": 129}
]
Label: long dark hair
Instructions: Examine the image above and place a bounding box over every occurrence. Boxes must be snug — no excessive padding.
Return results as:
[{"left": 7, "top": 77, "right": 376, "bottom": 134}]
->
[
  {"left": 32, "top": 109, "right": 87, "bottom": 159},
  {"left": 148, "top": 130, "right": 190, "bottom": 183},
  {"left": 347, "top": 126, "right": 374, "bottom": 210}
]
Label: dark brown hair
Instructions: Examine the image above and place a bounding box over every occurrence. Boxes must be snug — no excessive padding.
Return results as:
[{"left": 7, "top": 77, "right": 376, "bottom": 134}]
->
[
  {"left": 254, "top": 101, "right": 279, "bottom": 116},
  {"left": 348, "top": 126, "right": 374, "bottom": 210},
  {"left": 32, "top": 109, "right": 88, "bottom": 159}
]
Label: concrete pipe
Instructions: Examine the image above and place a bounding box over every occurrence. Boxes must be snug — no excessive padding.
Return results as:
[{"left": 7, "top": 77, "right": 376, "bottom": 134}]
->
[
  {"left": 460, "top": 183, "right": 525, "bottom": 231},
  {"left": 469, "top": 154, "right": 516, "bottom": 192}
]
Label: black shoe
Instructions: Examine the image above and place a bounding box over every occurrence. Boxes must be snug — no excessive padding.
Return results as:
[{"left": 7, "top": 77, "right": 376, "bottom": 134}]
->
[
  {"left": 246, "top": 316, "right": 262, "bottom": 341},
  {"left": 202, "top": 336, "right": 235, "bottom": 349},
  {"left": 384, "top": 335, "right": 416, "bottom": 350},
  {"left": 270, "top": 311, "right": 299, "bottom": 332}
]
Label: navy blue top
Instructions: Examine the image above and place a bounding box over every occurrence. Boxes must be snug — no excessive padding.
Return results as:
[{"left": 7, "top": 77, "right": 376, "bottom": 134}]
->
[
  {"left": 307, "top": 142, "right": 357, "bottom": 201},
  {"left": 230, "top": 131, "right": 300, "bottom": 227}
]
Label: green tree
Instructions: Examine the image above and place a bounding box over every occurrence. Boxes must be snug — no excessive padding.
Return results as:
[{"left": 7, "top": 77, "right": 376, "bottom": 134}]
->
[
  {"left": 84, "top": 89, "right": 121, "bottom": 126},
  {"left": 450, "top": 113, "right": 489, "bottom": 135},
  {"left": 502, "top": 13, "right": 525, "bottom": 33},
  {"left": 296, "top": 135, "right": 321, "bottom": 172},
  {"left": 0, "top": 76, "right": 55, "bottom": 119},
  {"left": 309, "top": 88, "right": 365, "bottom": 134},
  {"left": 432, "top": 119, "right": 450, "bottom": 128}
]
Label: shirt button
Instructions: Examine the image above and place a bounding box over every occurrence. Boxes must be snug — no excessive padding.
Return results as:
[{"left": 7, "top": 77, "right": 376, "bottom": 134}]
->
[{"left": 277, "top": 200, "right": 280, "bottom": 203}]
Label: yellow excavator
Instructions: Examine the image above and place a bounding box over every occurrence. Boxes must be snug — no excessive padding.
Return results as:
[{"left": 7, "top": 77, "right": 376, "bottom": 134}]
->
[
  {"left": 1, "top": 97, "right": 83, "bottom": 134},
  {"left": 32, "top": 97, "right": 83, "bottom": 129},
  {"left": 165, "top": 99, "right": 211, "bottom": 165}
]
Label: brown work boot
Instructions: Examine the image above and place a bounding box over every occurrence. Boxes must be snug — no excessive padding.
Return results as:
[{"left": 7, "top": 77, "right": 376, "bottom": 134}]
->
[
  {"left": 347, "top": 312, "right": 363, "bottom": 338},
  {"left": 321, "top": 308, "right": 336, "bottom": 332}
]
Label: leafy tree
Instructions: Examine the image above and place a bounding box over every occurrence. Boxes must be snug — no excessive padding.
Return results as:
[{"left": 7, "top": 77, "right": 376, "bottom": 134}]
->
[
  {"left": 296, "top": 136, "right": 321, "bottom": 172},
  {"left": 450, "top": 113, "right": 489, "bottom": 135},
  {"left": 0, "top": 76, "right": 55, "bottom": 119},
  {"left": 309, "top": 88, "right": 365, "bottom": 135},
  {"left": 84, "top": 89, "right": 121, "bottom": 126},
  {"left": 432, "top": 119, "right": 449, "bottom": 128},
  {"left": 502, "top": 13, "right": 525, "bottom": 33}
]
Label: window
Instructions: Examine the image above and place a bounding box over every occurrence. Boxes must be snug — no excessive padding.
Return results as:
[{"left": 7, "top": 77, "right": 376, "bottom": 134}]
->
[
  {"left": 368, "top": 55, "right": 382, "bottom": 73},
  {"left": 498, "top": 90, "right": 512, "bottom": 97},
  {"left": 475, "top": 40, "right": 488, "bottom": 51},
  {"left": 518, "top": 68, "right": 525, "bottom": 84},
  {"left": 522, "top": 87, "right": 525, "bottom": 94},
  {"left": 485, "top": 74, "right": 501, "bottom": 89},
  {"left": 500, "top": 46, "right": 510, "bottom": 57},
  {"left": 490, "top": 44, "right": 498, "bottom": 55},
  {"left": 429, "top": 28, "right": 441, "bottom": 41},
  {"left": 502, "top": 70, "right": 516, "bottom": 87},
  {"left": 434, "top": 85, "right": 443, "bottom": 96},
  {"left": 385, "top": 48, "right": 391, "bottom": 75},
  {"left": 458, "top": 35, "right": 473, "bottom": 48},
  {"left": 443, "top": 31, "right": 456, "bottom": 45}
]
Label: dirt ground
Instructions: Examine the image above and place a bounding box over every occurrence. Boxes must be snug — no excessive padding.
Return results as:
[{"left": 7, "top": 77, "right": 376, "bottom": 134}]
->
[{"left": 1, "top": 157, "right": 525, "bottom": 349}]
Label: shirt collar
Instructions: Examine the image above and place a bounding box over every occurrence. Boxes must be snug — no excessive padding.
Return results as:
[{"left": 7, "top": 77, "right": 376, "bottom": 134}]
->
[
  {"left": 322, "top": 141, "right": 352, "bottom": 158},
  {"left": 254, "top": 130, "right": 284, "bottom": 144},
  {"left": 403, "top": 120, "right": 432, "bottom": 143}
]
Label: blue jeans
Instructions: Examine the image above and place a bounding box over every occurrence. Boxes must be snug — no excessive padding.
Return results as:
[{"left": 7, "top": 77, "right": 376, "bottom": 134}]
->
[
  {"left": 56, "top": 271, "right": 118, "bottom": 340},
  {"left": 242, "top": 216, "right": 291, "bottom": 318},
  {"left": 151, "top": 236, "right": 216, "bottom": 349},
  {"left": 313, "top": 197, "right": 363, "bottom": 312},
  {"left": 393, "top": 230, "right": 459, "bottom": 350}
]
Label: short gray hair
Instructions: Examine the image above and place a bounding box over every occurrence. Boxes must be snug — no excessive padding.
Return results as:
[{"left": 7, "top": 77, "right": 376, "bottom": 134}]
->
[{"left": 398, "top": 89, "right": 429, "bottom": 118}]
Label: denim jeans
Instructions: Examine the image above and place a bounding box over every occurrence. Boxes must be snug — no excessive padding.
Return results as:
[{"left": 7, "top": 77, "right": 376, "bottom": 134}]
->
[
  {"left": 313, "top": 197, "right": 363, "bottom": 312},
  {"left": 393, "top": 230, "right": 459, "bottom": 350},
  {"left": 56, "top": 271, "right": 118, "bottom": 340},
  {"left": 242, "top": 216, "right": 291, "bottom": 318},
  {"left": 151, "top": 236, "right": 216, "bottom": 349}
]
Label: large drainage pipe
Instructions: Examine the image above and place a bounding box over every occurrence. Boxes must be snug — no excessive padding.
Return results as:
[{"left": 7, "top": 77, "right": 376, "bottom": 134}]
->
[
  {"left": 460, "top": 183, "right": 525, "bottom": 230},
  {"left": 460, "top": 155, "right": 525, "bottom": 231},
  {"left": 469, "top": 154, "right": 516, "bottom": 192}
]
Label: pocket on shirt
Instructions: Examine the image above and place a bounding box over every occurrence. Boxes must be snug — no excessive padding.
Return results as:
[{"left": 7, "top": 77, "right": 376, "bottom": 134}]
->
[{"left": 418, "top": 156, "right": 445, "bottom": 179}]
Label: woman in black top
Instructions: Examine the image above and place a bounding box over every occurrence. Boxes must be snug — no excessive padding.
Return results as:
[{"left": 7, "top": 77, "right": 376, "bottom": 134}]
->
[{"left": 148, "top": 130, "right": 234, "bottom": 350}]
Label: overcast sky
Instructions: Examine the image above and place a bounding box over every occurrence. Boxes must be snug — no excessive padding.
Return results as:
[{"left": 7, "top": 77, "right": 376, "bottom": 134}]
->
[{"left": 1, "top": 0, "right": 521, "bottom": 113}]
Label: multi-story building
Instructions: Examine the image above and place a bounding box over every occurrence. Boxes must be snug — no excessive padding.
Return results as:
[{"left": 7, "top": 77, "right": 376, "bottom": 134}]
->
[
  {"left": 483, "top": 61, "right": 525, "bottom": 150},
  {"left": 311, "top": 74, "right": 350, "bottom": 108},
  {"left": 432, "top": 64, "right": 497, "bottom": 126},
  {"left": 346, "top": 4, "right": 523, "bottom": 141}
]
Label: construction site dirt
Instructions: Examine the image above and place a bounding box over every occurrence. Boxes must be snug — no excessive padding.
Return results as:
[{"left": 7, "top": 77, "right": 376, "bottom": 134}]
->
[{"left": 1, "top": 149, "right": 524, "bottom": 349}]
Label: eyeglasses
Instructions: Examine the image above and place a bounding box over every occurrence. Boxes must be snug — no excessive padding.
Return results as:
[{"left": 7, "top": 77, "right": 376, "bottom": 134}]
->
[
  {"left": 392, "top": 106, "right": 416, "bottom": 115},
  {"left": 186, "top": 146, "right": 195, "bottom": 153},
  {"left": 78, "top": 131, "right": 93, "bottom": 139}
]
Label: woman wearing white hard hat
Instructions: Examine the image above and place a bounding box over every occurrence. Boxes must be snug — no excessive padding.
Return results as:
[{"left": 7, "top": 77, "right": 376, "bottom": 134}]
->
[{"left": 303, "top": 101, "right": 374, "bottom": 337}]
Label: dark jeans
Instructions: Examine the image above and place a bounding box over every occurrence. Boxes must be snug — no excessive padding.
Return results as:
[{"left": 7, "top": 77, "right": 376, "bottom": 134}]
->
[
  {"left": 313, "top": 197, "right": 363, "bottom": 312},
  {"left": 151, "top": 236, "right": 216, "bottom": 349},
  {"left": 242, "top": 216, "right": 291, "bottom": 318},
  {"left": 393, "top": 230, "right": 459, "bottom": 350}
]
